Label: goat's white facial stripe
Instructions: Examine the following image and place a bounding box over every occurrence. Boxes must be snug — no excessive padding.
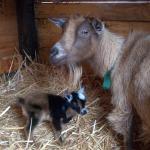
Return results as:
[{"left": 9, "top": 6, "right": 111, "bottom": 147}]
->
[
  {"left": 65, "top": 95, "right": 73, "bottom": 103},
  {"left": 78, "top": 93, "right": 86, "bottom": 101},
  {"left": 54, "top": 42, "right": 66, "bottom": 59},
  {"left": 81, "top": 107, "right": 88, "bottom": 114},
  {"left": 78, "top": 87, "right": 86, "bottom": 101},
  {"left": 55, "top": 43, "right": 64, "bottom": 52},
  {"left": 56, "top": 53, "right": 66, "bottom": 59}
]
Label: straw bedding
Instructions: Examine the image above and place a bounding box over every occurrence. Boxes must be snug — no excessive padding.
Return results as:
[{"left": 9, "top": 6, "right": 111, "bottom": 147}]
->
[{"left": 0, "top": 57, "right": 121, "bottom": 150}]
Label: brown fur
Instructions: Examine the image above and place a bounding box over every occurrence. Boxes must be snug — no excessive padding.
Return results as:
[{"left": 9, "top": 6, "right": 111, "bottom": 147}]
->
[{"left": 50, "top": 15, "right": 150, "bottom": 148}]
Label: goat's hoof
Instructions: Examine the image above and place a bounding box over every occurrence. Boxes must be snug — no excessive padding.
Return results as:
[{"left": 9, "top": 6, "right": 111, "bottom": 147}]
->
[
  {"left": 55, "top": 137, "right": 64, "bottom": 146},
  {"left": 59, "top": 136, "right": 65, "bottom": 143}
]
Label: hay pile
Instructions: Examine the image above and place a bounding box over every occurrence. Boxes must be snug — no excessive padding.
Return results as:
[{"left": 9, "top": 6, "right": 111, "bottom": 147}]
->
[{"left": 0, "top": 58, "right": 121, "bottom": 150}]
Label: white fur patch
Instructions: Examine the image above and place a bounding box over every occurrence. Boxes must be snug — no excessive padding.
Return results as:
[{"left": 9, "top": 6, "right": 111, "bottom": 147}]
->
[
  {"left": 65, "top": 95, "right": 73, "bottom": 103},
  {"left": 55, "top": 53, "right": 66, "bottom": 59},
  {"left": 55, "top": 42, "right": 64, "bottom": 52},
  {"left": 54, "top": 42, "right": 66, "bottom": 59},
  {"left": 78, "top": 87, "right": 86, "bottom": 101},
  {"left": 81, "top": 107, "right": 88, "bottom": 114},
  {"left": 78, "top": 93, "right": 86, "bottom": 101}
]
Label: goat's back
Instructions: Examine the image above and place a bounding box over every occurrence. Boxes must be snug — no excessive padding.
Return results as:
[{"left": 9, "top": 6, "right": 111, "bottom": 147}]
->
[{"left": 112, "top": 32, "right": 150, "bottom": 141}]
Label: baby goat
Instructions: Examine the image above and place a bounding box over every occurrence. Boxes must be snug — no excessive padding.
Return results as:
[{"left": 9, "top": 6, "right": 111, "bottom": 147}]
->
[{"left": 17, "top": 87, "right": 88, "bottom": 142}]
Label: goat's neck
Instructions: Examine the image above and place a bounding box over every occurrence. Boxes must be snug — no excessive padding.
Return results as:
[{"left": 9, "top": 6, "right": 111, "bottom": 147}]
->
[{"left": 89, "top": 29, "right": 124, "bottom": 77}]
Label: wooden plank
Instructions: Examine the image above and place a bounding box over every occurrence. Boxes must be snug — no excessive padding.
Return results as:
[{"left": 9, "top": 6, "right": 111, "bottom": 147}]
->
[
  {"left": 0, "top": 0, "right": 19, "bottom": 73},
  {"left": 38, "top": 0, "right": 149, "bottom": 1},
  {"left": 0, "top": 48, "right": 17, "bottom": 58},
  {"left": 0, "top": 55, "right": 21, "bottom": 74},
  {"left": 0, "top": 0, "right": 18, "bottom": 51},
  {"left": 35, "top": 3, "right": 150, "bottom": 21},
  {"left": 37, "top": 0, "right": 150, "bottom": 3},
  {"left": 0, "top": 0, "right": 4, "bottom": 15},
  {"left": 0, "top": 0, "right": 17, "bottom": 18},
  {"left": 106, "top": 21, "right": 150, "bottom": 36},
  {"left": 16, "top": 0, "right": 38, "bottom": 60},
  {"left": 0, "top": 18, "right": 18, "bottom": 51}
]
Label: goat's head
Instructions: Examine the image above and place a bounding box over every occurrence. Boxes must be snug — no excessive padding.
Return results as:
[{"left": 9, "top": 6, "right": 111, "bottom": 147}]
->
[
  {"left": 49, "top": 15, "right": 105, "bottom": 65},
  {"left": 64, "top": 86, "right": 88, "bottom": 116}
]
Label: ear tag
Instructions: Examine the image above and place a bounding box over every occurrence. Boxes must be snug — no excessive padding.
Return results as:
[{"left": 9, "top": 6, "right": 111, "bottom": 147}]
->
[{"left": 102, "top": 70, "right": 112, "bottom": 90}]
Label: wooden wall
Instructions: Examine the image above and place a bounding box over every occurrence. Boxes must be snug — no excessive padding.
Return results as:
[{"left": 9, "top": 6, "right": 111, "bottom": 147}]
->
[
  {"left": 0, "top": 1, "right": 150, "bottom": 73},
  {"left": 35, "top": 2, "right": 150, "bottom": 62},
  {"left": 0, "top": 0, "right": 19, "bottom": 73}
]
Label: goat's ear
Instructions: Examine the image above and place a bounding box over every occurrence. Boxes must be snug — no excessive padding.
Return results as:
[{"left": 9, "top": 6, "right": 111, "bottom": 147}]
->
[
  {"left": 48, "top": 18, "right": 67, "bottom": 28},
  {"left": 78, "top": 86, "right": 86, "bottom": 101},
  {"left": 64, "top": 90, "right": 73, "bottom": 103},
  {"left": 91, "top": 18, "right": 104, "bottom": 34},
  {"left": 64, "top": 90, "right": 69, "bottom": 97}
]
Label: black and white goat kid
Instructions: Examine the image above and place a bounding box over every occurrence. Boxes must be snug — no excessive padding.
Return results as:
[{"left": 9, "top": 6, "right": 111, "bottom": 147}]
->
[{"left": 17, "top": 87, "right": 88, "bottom": 142}]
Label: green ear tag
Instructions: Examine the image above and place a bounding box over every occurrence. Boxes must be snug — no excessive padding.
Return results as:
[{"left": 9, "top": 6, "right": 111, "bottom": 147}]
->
[{"left": 102, "top": 70, "right": 112, "bottom": 90}]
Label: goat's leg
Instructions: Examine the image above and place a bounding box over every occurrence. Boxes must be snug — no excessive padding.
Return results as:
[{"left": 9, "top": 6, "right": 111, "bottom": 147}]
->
[
  {"left": 62, "top": 113, "right": 73, "bottom": 124},
  {"left": 126, "top": 114, "right": 134, "bottom": 150},
  {"left": 107, "top": 102, "right": 133, "bottom": 149},
  {"left": 136, "top": 98, "right": 150, "bottom": 148},
  {"left": 52, "top": 118, "right": 64, "bottom": 143},
  {"left": 25, "top": 115, "right": 39, "bottom": 141}
]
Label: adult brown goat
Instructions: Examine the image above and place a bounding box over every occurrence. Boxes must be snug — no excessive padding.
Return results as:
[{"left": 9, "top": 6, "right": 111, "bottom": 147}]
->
[{"left": 49, "top": 15, "right": 150, "bottom": 149}]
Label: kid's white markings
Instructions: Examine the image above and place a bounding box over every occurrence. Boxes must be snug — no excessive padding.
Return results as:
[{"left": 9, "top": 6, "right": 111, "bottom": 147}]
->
[
  {"left": 65, "top": 94, "right": 73, "bottom": 103},
  {"left": 78, "top": 87, "right": 86, "bottom": 101},
  {"left": 78, "top": 93, "right": 86, "bottom": 101},
  {"left": 81, "top": 107, "right": 88, "bottom": 114}
]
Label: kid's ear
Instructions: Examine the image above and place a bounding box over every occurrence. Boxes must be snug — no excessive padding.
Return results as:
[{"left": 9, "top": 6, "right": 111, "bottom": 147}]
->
[
  {"left": 64, "top": 90, "right": 69, "bottom": 97},
  {"left": 78, "top": 86, "right": 85, "bottom": 94},
  {"left": 78, "top": 86, "right": 86, "bottom": 101}
]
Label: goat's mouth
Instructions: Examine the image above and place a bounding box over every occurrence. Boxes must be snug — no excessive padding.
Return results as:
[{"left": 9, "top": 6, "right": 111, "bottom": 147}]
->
[
  {"left": 80, "top": 108, "right": 88, "bottom": 116},
  {"left": 50, "top": 54, "right": 68, "bottom": 65}
]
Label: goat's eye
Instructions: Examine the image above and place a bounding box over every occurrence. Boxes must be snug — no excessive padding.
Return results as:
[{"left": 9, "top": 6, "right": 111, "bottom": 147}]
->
[
  {"left": 82, "top": 30, "right": 88, "bottom": 34},
  {"left": 79, "top": 29, "right": 89, "bottom": 38}
]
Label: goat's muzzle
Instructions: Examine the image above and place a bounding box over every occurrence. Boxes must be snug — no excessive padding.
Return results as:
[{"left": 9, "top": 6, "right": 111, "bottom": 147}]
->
[
  {"left": 80, "top": 108, "right": 88, "bottom": 116},
  {"left": 51, "top": 47, "right": 59, "bottom": 57},
  {"left": 50, "top": 46, "right": 67, "bottom": 65}
]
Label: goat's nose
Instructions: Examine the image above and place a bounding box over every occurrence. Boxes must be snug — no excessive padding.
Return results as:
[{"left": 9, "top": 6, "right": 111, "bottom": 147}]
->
[
  {"left": 80, "top": 108, "right": 88, "bottom": 116},
  {"left": 51, "top": 47, "right": 59, "bottom": 57}
]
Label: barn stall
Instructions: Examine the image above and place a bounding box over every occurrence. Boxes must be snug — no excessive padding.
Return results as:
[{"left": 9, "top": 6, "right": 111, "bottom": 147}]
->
[{"left": 0, "top": 0, "right": 150, "bottom": 149}]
